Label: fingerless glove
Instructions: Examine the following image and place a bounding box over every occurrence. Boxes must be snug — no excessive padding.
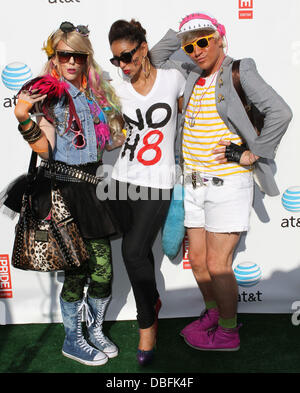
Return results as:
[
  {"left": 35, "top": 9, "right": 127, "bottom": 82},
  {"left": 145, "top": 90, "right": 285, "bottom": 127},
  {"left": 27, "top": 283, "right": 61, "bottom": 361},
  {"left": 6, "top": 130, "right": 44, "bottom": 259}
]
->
[{"left": 225, "top": 142, "right": 247, "bottom": 163}]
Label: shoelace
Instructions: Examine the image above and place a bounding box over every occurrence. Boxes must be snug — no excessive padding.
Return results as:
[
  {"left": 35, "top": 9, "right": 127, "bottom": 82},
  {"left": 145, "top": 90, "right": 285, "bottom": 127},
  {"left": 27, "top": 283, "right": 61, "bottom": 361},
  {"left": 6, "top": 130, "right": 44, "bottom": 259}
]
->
[
  {"left": 78, "top": 296, "right": 94, "bottom": 327},
  {"left": 206, "top": 326, "right": 218, "bottom": 343},
  {"left": 77, "top": 336, "right": 94, "bottom": 355},
  {"left": 93, "top": 299, "right": 110, "bottom": 346},
  {"left": 206, "top": 324, "right": 241, "bottom": 343},
  {"left": 76, "top": 303, "right": 95, "bottom": 355},
  {"left": 94, "top": 330, "right": 109, "bottom": 346}
]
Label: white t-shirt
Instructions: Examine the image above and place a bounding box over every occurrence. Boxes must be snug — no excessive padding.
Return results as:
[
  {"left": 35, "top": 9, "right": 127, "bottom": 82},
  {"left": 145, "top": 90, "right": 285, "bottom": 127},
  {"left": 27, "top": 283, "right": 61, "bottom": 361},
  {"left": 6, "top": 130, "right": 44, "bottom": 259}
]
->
[{"left": 112, "top": 68, "right": 186, "bottom": 189}]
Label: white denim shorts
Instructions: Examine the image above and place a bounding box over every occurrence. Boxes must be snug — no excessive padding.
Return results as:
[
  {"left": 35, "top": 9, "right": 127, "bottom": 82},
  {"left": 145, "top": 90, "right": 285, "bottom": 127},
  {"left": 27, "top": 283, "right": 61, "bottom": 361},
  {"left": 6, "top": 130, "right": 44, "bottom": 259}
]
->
[{"left": 184, "top": 172, "right": 254, "bottom": 232}]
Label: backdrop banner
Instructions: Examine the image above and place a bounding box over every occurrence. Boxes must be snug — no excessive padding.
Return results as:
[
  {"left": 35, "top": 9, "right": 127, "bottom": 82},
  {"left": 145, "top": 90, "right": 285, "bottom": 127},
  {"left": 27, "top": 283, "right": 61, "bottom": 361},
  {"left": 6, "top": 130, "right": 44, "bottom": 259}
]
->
[{"left": 0, "top": 0, "right": 299, "bottom": 324}]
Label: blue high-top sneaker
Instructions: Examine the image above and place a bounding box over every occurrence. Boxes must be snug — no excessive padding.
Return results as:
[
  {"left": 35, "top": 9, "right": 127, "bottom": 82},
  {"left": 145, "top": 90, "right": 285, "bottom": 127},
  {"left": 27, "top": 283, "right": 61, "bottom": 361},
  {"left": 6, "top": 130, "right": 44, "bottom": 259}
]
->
[
  {"left": 59, "top": 296, "right": 108, "bottom": 366},
  {"left": 87, "top": 295, "right": 119, "bottom": 358}
]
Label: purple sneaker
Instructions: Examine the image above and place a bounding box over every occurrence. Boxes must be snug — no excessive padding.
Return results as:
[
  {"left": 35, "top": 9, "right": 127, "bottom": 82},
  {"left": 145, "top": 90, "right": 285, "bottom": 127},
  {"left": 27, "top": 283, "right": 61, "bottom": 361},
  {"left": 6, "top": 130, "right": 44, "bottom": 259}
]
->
[
  {"left": 184, "top": 324, "right": 241, "bottom": 351},
  {"left": 180, "top": 308, "right": 219, "bottom": 337}
]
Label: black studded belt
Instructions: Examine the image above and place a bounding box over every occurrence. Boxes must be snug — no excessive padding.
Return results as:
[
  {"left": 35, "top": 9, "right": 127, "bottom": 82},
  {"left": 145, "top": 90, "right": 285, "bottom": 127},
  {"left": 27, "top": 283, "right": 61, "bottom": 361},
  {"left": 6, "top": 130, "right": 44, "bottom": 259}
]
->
[{"left": 40, "top": 160, "right": 103, "bottom": 185}]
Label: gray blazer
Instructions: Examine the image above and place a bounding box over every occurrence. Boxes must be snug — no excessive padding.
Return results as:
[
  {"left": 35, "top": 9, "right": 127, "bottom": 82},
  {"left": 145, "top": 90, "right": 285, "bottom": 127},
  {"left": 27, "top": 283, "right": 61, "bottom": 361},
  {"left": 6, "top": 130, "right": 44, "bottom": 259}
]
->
[{"left": 150, "top": 29, "right": 293, "bottom": 196}]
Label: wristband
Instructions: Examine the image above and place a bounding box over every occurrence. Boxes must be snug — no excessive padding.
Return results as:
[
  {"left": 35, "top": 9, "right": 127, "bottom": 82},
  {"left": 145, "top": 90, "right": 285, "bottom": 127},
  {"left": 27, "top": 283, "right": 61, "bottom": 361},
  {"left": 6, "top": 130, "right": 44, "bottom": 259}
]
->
[
  {"left": 225, "top": 142, "right": 248, "bottom": 163},
  {"left": 19, "top": 117, "right": 31, "bottom": 126}
]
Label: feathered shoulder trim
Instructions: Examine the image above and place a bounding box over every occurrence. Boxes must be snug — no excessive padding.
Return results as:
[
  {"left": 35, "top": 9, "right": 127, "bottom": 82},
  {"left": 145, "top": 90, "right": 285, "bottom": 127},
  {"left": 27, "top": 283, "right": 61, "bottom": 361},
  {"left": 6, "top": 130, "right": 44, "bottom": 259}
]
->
[{"left": 18, "top": 75, "right": 82, "bottom": 134}]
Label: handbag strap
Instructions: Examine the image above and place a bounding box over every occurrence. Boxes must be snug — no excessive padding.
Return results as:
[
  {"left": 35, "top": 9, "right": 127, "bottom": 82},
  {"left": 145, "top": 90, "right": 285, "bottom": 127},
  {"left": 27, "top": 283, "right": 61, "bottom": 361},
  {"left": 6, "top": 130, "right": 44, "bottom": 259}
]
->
[
  {"left": 27, "top": 151, "right": 38, "bottom": 180},
  {"left": 232, "top": 60, "right": 251, "bottom": 111},
  {"left": 26, "top": 142, "right": 57, "bottom": 193},
  {"left": 232, "top": 60, "right": 263, "bottom": 136},
  {"left": 47, "top": 142, "right": 58, "bottom": 190},
  {"left": 24, "top": 151, "right": 38, "bottom": 195}
]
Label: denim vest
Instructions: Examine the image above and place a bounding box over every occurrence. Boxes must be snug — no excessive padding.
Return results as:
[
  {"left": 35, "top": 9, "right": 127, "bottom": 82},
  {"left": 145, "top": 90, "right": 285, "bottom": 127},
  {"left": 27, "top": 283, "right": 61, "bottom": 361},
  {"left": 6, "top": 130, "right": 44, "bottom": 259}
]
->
[{"left": 52, "top": 81, "right": 98, "bottom": 165}]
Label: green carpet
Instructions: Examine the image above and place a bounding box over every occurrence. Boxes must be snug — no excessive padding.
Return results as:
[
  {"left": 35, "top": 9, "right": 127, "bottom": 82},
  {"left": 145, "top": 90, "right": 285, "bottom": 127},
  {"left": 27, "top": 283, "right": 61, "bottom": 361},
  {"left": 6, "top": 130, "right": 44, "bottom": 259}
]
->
[{"left": 0, "top": 314, "right": 299, "bottom": 373}]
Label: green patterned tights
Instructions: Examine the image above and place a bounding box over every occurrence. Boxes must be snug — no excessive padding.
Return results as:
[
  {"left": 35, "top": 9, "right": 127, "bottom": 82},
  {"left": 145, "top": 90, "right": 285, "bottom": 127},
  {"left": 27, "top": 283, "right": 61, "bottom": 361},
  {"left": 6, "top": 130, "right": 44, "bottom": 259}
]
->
[{"left": 61, "top": 237, "right": 112, "bottom": 302}]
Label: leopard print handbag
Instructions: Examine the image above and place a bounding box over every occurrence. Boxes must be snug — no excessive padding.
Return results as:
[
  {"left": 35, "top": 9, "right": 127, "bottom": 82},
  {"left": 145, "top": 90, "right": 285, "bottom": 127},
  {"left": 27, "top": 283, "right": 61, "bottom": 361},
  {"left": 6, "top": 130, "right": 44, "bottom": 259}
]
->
[
  {"left": 11, "top": 188, "right": 89, "bottom": 272},
  {"left": 11, "top": 147, "right": 89, "bottom": 272}
]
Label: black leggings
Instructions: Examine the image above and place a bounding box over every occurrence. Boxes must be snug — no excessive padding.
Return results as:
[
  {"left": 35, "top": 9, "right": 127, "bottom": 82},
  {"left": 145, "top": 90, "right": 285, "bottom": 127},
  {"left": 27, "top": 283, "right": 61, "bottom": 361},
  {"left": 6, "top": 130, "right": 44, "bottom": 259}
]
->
[{"left": 116, "top": 181, "right": 171, "bottom": 329}]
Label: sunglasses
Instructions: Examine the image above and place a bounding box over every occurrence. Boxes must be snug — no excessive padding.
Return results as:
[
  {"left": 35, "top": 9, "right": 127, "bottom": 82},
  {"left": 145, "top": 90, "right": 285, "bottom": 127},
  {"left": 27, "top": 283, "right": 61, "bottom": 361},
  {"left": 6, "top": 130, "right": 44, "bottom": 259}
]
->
[
  {"left": 59, "top": 21, "right": 90, "bottom": 37},
  {"left": 182, "top": 33, "right": 215, "bottom": 55},
  {"left": 110, "top": 43, "right": 141, "bottom": 67},
  {"left": 70, "top": 120, "right": 86, "bottom": 148},
  {"left": 56, "top": 51, "right": 88, "bottom": 65}
]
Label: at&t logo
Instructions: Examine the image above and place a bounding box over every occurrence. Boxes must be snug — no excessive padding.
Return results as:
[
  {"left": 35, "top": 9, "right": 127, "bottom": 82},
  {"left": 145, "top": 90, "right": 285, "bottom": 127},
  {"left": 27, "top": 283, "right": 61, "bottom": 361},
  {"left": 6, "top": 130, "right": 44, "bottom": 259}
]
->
[
  {"left": 1, "top": 62, "right": 32, "bottom": 91},
  {"left": 234, "top": 262, "right": 262, "bottom": 287},
  {"left": 281, "top": 187, "right": 300, "bottom": 228},
  {"left": 281, "top": 187, "right": 300, "bottom": 213},
  {"left": 1, "top": 62, "right": 32, "bottom": 109},
  {"left": 234, "top": 262, "right": 263, "bottom": 303}
]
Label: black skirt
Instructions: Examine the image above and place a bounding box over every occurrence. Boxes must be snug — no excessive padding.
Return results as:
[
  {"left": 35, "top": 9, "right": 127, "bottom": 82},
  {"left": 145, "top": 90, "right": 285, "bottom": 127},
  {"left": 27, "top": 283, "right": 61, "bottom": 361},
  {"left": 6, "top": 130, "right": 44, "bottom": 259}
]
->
[{"left": 3, "top": 161, "right": 122, "bottom": 240}]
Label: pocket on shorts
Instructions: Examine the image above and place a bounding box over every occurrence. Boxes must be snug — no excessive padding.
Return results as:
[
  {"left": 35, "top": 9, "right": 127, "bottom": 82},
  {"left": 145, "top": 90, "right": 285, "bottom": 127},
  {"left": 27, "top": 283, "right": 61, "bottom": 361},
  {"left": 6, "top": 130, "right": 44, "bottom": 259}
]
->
[{"left": 226, "top": 173, "right": 253, "bottom": 190}]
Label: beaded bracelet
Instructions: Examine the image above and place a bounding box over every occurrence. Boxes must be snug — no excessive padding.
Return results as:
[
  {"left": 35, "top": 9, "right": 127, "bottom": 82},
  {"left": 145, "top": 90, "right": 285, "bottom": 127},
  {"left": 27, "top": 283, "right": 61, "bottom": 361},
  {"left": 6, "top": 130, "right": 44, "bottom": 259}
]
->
[
  {"left": 18, "top": 121, "right": 42, "bottom": 143},
  {"left": 24, "top": 134, "right": 42, "bottom": 144},
  {"left": 18, "top": 121, "right": 36, "bottom": 135},
  {"left": 23, "top": 128, "right": 42, "bottom": 142}
]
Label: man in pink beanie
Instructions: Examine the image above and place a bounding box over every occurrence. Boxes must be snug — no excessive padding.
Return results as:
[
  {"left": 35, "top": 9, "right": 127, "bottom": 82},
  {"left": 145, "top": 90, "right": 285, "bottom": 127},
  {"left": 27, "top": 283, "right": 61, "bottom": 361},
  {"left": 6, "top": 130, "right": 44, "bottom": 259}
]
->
[{"left": 151, "top": 12, "right": 292, "bottom": 351}]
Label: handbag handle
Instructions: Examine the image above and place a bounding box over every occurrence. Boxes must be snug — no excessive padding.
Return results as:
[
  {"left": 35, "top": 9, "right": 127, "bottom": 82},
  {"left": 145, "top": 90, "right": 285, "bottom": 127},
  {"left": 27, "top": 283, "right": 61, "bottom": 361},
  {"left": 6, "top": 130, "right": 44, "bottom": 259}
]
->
[
  {"left": 26, "top": 142, "right": 57, "bottom": 193},
  {"left": 25, "top": 151, "right": 38, "bottom": 194},
  {"left": 47, "top": 142, "right": 58, "bottom": 190},
  {"left": 27, "top": 151, "right": 38, "bottom": 180}
]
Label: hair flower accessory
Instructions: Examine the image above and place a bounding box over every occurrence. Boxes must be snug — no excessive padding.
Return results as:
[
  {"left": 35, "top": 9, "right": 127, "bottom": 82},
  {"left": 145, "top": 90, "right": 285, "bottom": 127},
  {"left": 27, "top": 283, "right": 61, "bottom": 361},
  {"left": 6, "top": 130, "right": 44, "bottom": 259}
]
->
[{"left": 42, "top": 33, "right": 55, "bottom": 59}]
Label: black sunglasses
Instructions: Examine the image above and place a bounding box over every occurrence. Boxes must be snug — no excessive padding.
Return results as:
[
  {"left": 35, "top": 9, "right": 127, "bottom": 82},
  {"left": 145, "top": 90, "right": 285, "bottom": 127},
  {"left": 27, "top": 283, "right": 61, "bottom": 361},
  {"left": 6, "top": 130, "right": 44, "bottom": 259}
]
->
[
  {"left": 110, "top": 43, "right": 141, "bottom": 67},
  {"left": 59, "top": 21, "right": 90, "bottom": 37},
  {"left": 56, "top": 51, "right": 88, "bottom": 65}
]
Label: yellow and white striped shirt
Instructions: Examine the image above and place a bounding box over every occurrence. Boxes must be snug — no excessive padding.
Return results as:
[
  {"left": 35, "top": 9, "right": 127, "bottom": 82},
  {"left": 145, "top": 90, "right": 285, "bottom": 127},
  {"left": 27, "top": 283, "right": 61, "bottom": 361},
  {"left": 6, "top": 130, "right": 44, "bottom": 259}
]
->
[{"left": 183, "top": 75, "right": 251, "bottom": 177}]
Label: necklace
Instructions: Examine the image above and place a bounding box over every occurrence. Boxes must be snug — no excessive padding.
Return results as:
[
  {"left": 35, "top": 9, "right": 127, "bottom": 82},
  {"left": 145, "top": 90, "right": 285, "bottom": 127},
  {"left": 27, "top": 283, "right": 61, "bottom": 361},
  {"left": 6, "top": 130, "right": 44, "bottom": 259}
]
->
[
  {"left": 188, "top": 56, "right": 225, "bottom": 128},
  {"left": 52, "top": 103, "right": 69, "bottom": 136},
  {"left": 188, "top": 72, "right": 217, "bottom": 128},
  {"left": 84, "top": 88, "right": 110, "bottom": 150},
  {"left": 84, "top": 89, "right": 101, "bottom": 125}
]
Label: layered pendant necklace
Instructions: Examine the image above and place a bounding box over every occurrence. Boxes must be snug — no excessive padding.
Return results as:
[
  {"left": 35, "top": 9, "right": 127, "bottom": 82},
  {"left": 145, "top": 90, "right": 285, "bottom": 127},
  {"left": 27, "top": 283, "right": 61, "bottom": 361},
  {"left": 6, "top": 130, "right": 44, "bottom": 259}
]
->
[
  {"left": 188, "top": 73, "right": 217, "bottom": 128},
  {"left": 188, "top": 55, "right": 225, "bottom": 128},
  {"left": 84, "top": 88, "right": 110, "bottom": 150},
  {"left": 85, "top": 89, "right": 101, "bottom": 125}
]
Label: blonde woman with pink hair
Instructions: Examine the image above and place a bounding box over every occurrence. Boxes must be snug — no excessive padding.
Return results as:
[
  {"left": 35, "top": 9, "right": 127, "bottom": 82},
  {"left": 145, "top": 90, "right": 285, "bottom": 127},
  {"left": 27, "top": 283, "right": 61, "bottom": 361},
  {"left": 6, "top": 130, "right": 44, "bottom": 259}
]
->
[{"left": 12, "top": 21, "right": 124, "bottom": 366}]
